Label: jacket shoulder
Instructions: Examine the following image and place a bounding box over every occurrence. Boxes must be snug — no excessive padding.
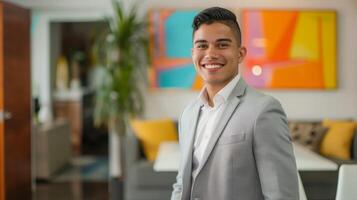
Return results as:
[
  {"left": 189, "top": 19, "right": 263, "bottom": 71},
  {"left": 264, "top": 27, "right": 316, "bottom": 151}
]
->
[
  {"left": 181, "top": 99, "right": 200, "bottom": 118},
  {"left": 243, "top": 86, "right": 285, "bottom": 115}
]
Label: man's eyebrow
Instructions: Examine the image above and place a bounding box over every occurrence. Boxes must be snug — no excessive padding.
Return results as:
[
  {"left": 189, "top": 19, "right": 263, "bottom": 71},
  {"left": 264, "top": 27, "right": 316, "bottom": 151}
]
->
[
  {"left": 194, "top": 40, "right": 207, "bottom": 44},
  {"left": 216, "top": 38, "right": 232, "bottom": 42},
  {"left": 194, "top": 38, "right": 233, "bottom": 44}
]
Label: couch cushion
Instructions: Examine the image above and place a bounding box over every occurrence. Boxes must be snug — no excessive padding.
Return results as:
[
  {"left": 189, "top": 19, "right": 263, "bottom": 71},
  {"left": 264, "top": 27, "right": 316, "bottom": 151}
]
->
[
  {"left": 353, "top": 128, "right": 357, "bottom": 159},
  {"left": 127, "top": 160, "right": 177, "bottom": 188},
  {"left": 289, "top": 121, "right": 328, "bottom": 152},
  {"left": 320, "top": 120, "right": 357, "bottom": 160},
  {"left": 131, "top": 119, "right": 178, "bottom": 161}
]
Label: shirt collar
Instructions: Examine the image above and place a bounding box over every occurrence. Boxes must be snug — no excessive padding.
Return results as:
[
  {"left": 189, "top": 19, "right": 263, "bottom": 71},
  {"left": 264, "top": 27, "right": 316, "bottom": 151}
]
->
[{"left": 198, "top": 74, "right": 241, "bottom": 109}]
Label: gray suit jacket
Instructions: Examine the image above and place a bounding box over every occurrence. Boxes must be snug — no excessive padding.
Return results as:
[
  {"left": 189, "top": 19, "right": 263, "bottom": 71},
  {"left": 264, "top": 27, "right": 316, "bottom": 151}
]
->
[{"left": 171, "top": 78, "right": 299, "bottom": 200}]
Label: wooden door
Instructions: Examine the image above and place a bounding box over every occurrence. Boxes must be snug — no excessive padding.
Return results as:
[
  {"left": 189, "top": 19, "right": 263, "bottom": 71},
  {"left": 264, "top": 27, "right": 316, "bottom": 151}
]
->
[{"left": 0, "top": 2, "right": 31, "bottom": 200}]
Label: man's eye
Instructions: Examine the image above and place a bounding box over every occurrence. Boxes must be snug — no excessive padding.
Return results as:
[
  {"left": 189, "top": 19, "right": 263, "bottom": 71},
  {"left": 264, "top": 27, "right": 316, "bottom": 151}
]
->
[
  {"left": 196, "top": 44, "right": 208, "bottom": 49},
  {"left": 218, "top": 43, "right": 229, "bottom": 48}
]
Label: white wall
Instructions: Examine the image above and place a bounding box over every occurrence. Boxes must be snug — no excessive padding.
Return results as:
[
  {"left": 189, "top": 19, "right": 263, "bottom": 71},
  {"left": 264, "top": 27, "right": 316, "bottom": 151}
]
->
[{"left": 9, "top": 0, "right": 357, "bottom": 120}]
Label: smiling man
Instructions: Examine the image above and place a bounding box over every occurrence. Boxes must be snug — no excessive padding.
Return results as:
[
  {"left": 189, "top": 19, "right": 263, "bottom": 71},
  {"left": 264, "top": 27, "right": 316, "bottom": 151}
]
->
[{"left": 171, "top": 7, "right": 299, "bottom": 200}]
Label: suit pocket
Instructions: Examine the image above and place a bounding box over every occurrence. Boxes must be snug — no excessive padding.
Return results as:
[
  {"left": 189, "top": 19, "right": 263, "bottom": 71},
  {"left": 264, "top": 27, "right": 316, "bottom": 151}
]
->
[{"left": 217, "top": 132, "right": 246, "bottom": 145}]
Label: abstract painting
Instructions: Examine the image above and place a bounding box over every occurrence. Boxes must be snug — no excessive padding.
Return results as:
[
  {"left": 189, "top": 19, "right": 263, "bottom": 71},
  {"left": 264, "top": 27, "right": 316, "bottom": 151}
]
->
[
  {"left": 242, "top": 10, "right": 337, "bottom": 89},
  {"left": 148, "top": 9, "right": 203, "bottom": 90}
]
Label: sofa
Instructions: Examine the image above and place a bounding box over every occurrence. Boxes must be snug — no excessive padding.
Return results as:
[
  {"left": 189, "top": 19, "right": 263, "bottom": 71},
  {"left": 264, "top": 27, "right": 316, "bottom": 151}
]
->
[
  {"left": 124, "top": 120, "right": 357, "bottom": 200},
  {"left": 124, "top": 126, "right": 177, "bottom": 200},
  {"left": 289, "top": 120, "right": 357, "bottom": 200}
]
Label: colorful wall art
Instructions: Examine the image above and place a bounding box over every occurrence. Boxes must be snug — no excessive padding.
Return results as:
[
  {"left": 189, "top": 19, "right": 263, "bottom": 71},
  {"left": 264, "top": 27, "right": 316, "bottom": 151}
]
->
[
  {"left": 149, "top": 9, "right": 337, "bottom": 90},
  {"left": 242, "top": 10, "right": 337, "bottom": 89},
  {"left": 148, "top": 9, "right": 202, "bottom": 89}
]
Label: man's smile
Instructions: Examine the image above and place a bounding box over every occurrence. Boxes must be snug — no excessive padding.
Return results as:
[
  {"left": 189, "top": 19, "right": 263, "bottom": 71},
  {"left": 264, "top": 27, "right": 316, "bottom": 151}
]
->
[{"left": 203, "top": 64, "right": 224, "bottom": 69}]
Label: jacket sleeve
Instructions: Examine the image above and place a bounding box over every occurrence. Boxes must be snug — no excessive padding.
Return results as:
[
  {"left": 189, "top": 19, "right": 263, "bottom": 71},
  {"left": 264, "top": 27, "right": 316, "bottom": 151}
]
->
[
  {"left": 253, "top": 97, "right": 299, "bottom": 200},
  {"left": 171, "top": 115, "right": 184, "bottom": 200}
]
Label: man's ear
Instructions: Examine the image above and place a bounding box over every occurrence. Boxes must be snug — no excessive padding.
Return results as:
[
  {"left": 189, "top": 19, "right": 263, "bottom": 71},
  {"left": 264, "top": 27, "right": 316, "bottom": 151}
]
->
[{"left": 238, "top": 46, "right": 247, "bottom": 63}]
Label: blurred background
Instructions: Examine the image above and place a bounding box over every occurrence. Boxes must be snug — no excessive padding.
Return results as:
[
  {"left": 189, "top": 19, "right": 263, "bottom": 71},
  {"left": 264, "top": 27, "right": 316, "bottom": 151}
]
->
[{"left": 1, "top": 0, "right": 357, "bottom": 200}]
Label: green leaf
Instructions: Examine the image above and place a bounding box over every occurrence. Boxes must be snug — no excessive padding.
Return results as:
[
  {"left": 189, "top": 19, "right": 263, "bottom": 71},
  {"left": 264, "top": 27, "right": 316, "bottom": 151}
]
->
[{"left": 92, "top": 0, "right": 149, "bottom": 134}]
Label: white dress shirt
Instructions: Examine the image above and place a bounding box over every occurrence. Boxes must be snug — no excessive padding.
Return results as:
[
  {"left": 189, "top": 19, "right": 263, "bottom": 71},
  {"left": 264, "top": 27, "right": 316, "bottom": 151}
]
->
[{"left": 192, "top": 74, "right": 241, "bottom": 179}]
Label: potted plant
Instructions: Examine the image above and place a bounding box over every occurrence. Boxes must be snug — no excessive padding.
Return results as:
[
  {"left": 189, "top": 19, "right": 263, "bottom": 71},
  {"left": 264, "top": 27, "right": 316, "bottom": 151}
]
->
[{"left": 92, "top": 0, "right": 148, "bottom": 178}]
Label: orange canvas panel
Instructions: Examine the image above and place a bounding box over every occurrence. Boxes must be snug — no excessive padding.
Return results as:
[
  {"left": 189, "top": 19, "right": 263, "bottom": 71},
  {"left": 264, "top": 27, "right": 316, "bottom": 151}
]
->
[
  {"left": 192, "top": 75, "right": 203, "bottom": 90},
  {"left": 149, "top": 10, "right": 173, "bottom": 58},
  {"left": 147, "top": 67, "right": 157, "bottom": 87},
  {"left": 157, "top": 13, "right": 166, "bottom": 57},
  {"left": 152, "top": 58, "right": 191, "bottom": 70},
  {"left": 262, "top": 11, "right": 298, "bottom": 60},
  {"left": 148, "top": 13, "right": 156, "bottom": 61},
  {"left": 243, "top": 10, "right": 336, "bottom": 89},
  {"left": 271, "top": 14, "right": 298, "bottom": 60},
  {"left": 158, "top": 10, "right": 175, "bottom": 57},
  {"left": 270, "top": 61, "right": 324, "bottom": 88}
]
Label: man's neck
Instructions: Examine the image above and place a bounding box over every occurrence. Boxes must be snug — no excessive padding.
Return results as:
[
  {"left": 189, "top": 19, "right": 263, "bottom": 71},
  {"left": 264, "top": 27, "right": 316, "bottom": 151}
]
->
[
  {"left": 205, "top": 84, "right": 223, "bottom": 107},
  {"left": 204, "top": 74, "right": 240, "bottom": 107}
]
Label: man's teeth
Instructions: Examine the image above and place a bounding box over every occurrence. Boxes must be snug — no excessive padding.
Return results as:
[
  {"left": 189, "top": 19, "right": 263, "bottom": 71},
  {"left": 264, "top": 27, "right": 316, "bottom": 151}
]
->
[{"left": 205, "top": 64, "right": 222, "bottom": 69}]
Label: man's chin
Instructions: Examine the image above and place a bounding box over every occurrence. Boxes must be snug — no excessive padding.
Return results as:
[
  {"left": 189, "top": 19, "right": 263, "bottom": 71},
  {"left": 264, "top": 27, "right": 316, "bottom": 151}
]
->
[
  {"left": 203, "top": 77, "right": 235, "bottom": 87},
  {"left": 204, "top": 79, "right": 226, "bottom": 87}
]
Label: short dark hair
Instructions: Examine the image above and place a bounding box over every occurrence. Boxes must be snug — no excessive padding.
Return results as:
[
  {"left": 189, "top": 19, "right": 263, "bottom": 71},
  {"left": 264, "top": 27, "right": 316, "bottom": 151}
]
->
[{"left": 192, "top": 7, "right": 242, "bottom": 46}]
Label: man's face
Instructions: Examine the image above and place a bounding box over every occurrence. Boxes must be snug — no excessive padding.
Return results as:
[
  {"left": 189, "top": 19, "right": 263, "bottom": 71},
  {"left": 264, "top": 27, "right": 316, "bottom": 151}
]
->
[{"left": 192, "top": 22, "right": 246, "bottom": 89}]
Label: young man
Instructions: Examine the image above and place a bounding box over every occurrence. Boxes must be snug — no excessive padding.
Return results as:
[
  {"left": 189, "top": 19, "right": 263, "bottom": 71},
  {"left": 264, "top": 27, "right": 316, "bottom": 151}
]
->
[{"left": 171, "top": 7, "right": 299, "bottom": 200}]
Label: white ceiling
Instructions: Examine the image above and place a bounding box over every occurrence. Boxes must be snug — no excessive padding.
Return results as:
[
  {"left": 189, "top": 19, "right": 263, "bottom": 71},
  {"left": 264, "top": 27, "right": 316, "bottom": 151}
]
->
[{"left": 5, "top": 0, "right": 112, "bottom": 10}]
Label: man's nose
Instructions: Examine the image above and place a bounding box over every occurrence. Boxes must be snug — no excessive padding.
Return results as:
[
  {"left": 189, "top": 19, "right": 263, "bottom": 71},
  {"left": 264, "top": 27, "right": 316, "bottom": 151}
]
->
[{"left": 205, "top": 46, "right": 219, "bottom": 59}]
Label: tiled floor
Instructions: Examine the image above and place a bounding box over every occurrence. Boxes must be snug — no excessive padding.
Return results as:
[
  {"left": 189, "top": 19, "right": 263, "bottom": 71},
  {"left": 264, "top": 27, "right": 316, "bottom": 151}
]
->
[
  {"left": 33, "top": 155, "right": 111, "bottom": 200},
  {"left": 34, "top": 181, "right": 109, "bottom": 200},
  {"left": 33, "top": 133, "right": 114, "bottom": 200},
  {"left": 53, "top": 156, "right": 109, "bottom": 182}
]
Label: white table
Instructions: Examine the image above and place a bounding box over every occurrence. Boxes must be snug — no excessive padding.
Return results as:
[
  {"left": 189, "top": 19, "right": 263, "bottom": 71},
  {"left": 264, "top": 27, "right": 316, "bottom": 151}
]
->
[
  {"left": 154, "top": 142, "right": 338, "bottom": 172},
  {"left": 154, "top": 142, "right": 181, "bottom": 172},
  {"left": 293, "top": 143, "right": 338, "bottom": 171}
]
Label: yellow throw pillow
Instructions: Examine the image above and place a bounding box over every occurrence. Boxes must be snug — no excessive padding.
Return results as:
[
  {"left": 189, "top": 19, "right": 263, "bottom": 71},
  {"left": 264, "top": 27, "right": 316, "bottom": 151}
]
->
[
  {"left": 130, "top": 118, "right": 178, "bottom": 161},
  {"left": 320, "top": 120, "right": 357, "bottom": 160}
]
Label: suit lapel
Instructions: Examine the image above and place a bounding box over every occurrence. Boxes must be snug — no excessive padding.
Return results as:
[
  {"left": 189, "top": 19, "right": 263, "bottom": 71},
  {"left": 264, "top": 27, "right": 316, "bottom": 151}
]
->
[{"left": 194, "top": 78, "right": 247, "bottom": 177}]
